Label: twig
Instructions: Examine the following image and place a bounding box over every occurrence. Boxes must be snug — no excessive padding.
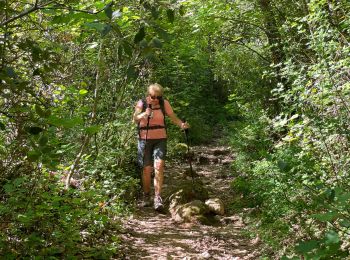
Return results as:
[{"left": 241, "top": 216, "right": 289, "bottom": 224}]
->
[{"left": 1, "top": 0, "right": 56, "bottom": 27}]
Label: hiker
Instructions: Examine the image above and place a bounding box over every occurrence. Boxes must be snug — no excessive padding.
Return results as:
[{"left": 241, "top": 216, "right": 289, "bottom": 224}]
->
[{"left": 133, "top": 83, "right": 190, "bottom": 211}]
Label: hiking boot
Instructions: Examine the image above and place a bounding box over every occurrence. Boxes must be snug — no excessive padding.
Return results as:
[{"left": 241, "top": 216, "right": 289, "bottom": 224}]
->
[
  {"left": 154, "top": 195, "right": 164, "bottom": 211},
  {"left": 139, "top": 193, "right": 151, "bottom": 207}
]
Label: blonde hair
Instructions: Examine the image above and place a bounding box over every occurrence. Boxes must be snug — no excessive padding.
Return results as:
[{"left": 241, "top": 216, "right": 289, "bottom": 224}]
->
[{"left": 148, "top": 83, "right": 164, "bottom": 96}]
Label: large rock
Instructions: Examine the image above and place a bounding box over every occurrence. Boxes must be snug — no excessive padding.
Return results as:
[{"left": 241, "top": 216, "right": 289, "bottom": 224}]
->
[
  {"left": 205, "top": 198, "right": 225, "bottom": 215},
  {"left": 169, "top": 180, "right": 209, "bottom": 223},
  {"left": 171, "top": 200, "right": 209, "bottom": 223}
]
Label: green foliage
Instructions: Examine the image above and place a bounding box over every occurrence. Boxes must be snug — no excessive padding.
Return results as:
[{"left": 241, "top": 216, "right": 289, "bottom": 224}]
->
[
  {"left": 2, "top": 0, "right": 350, "bottom": 258},
  {"left": 0, "top": 174, "right": 123, "bottom": 258},
  {"left": 223, "top": 0, "right": 350, "bottom": 258}
]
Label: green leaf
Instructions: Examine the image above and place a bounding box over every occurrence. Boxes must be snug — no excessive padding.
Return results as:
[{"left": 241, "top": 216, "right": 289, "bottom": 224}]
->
[
  {"left": 79, "top": 89, "right": 88, "bottom": 95},
  {"left": 179, "top": 5, "right": 186, "bottom": 16},
  {"left": 4, "top": 183, "right": 14, "bottom": 193},
  {"left": 155, "top": 27, "right": 171, "bottom": 41},
  {"left": 126, "top": 67, "right": 137, "bottom": 79},
  {"left": 39, "top": 135, "right": 49, "bottom": 146},
  {"left": 151, "top": 7, "right": 160, "bottom": 19},
  {"left": 123, "top": 41, "right": 133, "bottom": 56},
  {"left": 35, "top": 105, "right": 50, "bottom": 118},
  {"left": 33, "top": 68, "right": 41, "bottom": 76},
  {"left": 295, "top": 240, "right": 319, "bottom": 253},
  {"left": 27, "top": 150, "right": 41, "bottom": 161},
  {"left": 339, "top": 219, "right": 350, "bottom": 227},
  {"left": 134, "top": 27, "right": 146, "bottom": 44},
  {"left": 104, "top": 3, "right": 113, "bottom": 19},
  {"left": 150, "top": 37, "right": 162, "bottom": 48},
  {"left": 117, "top": 44, "right": 123, "bottom": 60},
  {"left": 5, "top": 67, "right": 16, "bottom": 78},
  {"left": 28, "top": 126, "right": 44, "bottom": 135},
  {"left": 35, "top": 105, "right": 45, "bottom": 117},
  {"left": 48, "top": 116, "right": 83, "bottom": 128},
  {"left": 85, "top": 22, "right": 107, "bottom": 32},
  {"left": 166, "top": 9, "right": 175, "bottom": 23},
  {"left": 281, "top": 257, "right": 299, "bottom": 260},
  {"left": 0, "top": 122, "right": 5, "bottom": 130},
  {"left": 325, "top": 230, "right": 340, "bottom": 244},
  {"left": 312, "top": 212, "right": 339, "bottom": 222},
  {"left": 231, "top": 36, "right": 243, "bottom": 42},
  {"left": 101, "top": 24, "right": 112, "bottom": 37},
  {"left": 85, "top": 125, "right": 100, "bottom": 135},
  {"left": 336, "top": 192, "right": 350, "bottom": 203}
]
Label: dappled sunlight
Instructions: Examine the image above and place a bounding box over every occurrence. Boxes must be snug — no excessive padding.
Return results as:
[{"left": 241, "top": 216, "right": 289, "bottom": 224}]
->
[{"left": 120, "top": 142, "right": 261, "bottom": 259}]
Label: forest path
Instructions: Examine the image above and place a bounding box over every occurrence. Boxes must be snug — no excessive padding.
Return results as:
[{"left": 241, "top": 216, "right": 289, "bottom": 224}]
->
[{"left": 119, "top": 141, "right": 262, "bottom": 259}]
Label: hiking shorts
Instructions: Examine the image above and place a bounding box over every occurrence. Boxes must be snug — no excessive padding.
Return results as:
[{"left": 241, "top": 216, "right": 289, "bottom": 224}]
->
[{"left": 138, "top": 138, "right": 167, "bottom": 167}]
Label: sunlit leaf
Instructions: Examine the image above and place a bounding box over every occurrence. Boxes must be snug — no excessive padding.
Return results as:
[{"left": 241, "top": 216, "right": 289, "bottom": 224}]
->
[
  {"left": 112, "top": 10, "right": 122, "bottom": 20},
  {"left": 79, "top": 89, "right": 88, "bottom": 95},
  {"left": 87, "top": 42, "right": 99, "bottom": 49}
]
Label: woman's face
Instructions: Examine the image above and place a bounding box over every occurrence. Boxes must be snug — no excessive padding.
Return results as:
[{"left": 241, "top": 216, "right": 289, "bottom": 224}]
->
[{"left": 148, "top": 89, "right": 161, "bottom": 104}]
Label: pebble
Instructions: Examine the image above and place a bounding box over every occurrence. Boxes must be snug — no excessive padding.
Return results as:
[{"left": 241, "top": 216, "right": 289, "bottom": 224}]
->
[{"left": 201, "top": 251, "right": 211, "bottom": 259}]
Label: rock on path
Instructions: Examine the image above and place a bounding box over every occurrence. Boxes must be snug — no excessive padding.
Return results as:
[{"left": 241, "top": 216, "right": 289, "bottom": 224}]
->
[{"left": 119, "top": 143, "right": 261, "bottom": 259}]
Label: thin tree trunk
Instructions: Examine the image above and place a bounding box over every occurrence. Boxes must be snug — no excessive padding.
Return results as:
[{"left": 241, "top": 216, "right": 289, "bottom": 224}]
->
[
  {"left": 65, "top": 41, "right": 103, "bottom": 189},
  {"left": 257, "top": 0, "right": 284, "bottom": 66}
]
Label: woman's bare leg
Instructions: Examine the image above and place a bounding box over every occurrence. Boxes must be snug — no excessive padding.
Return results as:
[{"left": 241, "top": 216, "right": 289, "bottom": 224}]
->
[
  {"left": 142, "top": 166, "right": 152, "bottom": 194},
  {"left": 154, "top": 159, "right": 165, "bottom": 196}
]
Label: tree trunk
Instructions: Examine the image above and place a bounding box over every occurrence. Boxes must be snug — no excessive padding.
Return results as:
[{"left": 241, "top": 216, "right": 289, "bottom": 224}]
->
[{"left": 258, "top": 0, "right": 285, "bottom": 66}]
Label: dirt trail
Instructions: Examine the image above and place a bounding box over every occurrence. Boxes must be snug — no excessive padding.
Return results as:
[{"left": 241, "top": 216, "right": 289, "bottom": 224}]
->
[{"left": 119, "top": 142, "right": 262, "bottom": 259}]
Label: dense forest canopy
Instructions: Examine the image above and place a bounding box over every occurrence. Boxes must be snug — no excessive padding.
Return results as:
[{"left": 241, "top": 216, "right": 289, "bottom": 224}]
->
[{"left": 1, "top": 0, "right": 350, "bottom": 258}]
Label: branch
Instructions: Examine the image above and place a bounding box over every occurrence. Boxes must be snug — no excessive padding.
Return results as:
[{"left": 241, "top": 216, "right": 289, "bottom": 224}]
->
[
  {"left": 42, "top": 3, "right": 106, "bottom": 15},
  {"left": 210, "top": 15, "right": 268, "bottom": 33},
  {"left": 235, "top": 41, "right": 270, "bottom": 63},
  {"left": 0, "top": 0, "right": 56, "bottom": 27},
  {"left": 223, "top": 37, "right": 270, "bottom": 63},
  {"left": 0, "top": 110, "right": 15, "bottom": 118}
]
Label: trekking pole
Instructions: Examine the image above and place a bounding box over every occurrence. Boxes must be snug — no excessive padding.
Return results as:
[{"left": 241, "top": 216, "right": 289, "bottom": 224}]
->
[
  {"left": 183, "top": 120, "right": 195, "bottom": 185},
  {"left": 140, "top": 104, "right": 152, "bottom": 196},
  {"left": 143, "top": 104, "right": 152, "bottom": 167}
]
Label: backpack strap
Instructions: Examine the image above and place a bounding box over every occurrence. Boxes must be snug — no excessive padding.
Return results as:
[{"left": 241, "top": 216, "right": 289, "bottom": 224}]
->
[
  {"left": 159, "top": 97, "right": 167, "bottom": 135},
  {"left": 137, "top": 98, "right": 167, "bottom": 139}
]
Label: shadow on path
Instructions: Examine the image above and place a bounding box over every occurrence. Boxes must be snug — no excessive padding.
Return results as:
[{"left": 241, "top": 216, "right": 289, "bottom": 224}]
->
[{"left": 120, "top": 142, "right": 262, "bottom": 259}]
